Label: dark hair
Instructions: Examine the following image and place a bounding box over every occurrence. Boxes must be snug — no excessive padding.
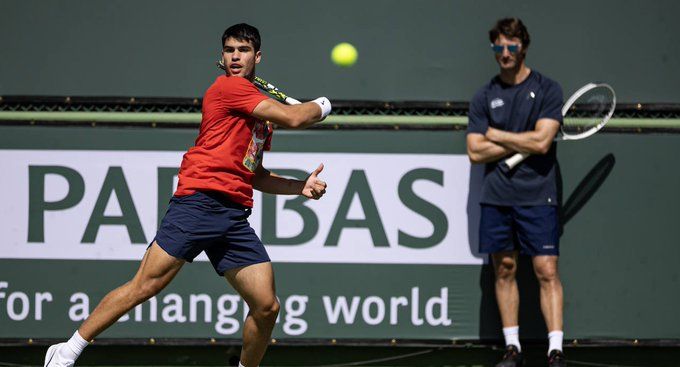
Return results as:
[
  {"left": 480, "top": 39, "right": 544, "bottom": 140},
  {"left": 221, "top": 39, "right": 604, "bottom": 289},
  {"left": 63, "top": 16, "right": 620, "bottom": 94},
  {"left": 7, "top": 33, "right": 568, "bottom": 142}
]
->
[
  {"left": 489, "top": 18, "right": 530, "bottom": 49},
  {"left": 221, "top": 23, "right": 261, "bottom": 52}
]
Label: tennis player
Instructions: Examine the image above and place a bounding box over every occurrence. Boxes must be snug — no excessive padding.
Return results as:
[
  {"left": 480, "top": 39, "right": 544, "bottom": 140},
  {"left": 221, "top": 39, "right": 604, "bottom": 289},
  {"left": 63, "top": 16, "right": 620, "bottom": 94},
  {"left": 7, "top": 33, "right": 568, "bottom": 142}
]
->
[
  {"left": 45, "top": 23, "right": 331, "bottom": 367},
  {"left": 466, "top": 18, "right": 566, "bottom": 367}
]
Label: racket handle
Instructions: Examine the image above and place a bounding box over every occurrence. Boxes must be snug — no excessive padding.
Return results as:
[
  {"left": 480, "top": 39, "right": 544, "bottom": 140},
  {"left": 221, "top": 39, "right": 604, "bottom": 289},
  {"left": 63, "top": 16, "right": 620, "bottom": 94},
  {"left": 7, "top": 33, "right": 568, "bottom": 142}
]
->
[
  {"left": 284, "top": 97, "right": 302, "bottom": 105},
  {"left": 503, "top": 152, "right": 531, "bottom": 170}
]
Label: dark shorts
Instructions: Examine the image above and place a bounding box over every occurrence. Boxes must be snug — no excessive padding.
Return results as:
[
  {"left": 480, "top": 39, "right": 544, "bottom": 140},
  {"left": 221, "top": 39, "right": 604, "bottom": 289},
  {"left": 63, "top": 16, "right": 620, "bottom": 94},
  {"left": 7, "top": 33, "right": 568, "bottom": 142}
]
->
[
  {"left": 479, "top": 204, "right": 560, "bottom": 256},
  {"left": 153, "top": 191, "right": 270, "bottom": 275}
]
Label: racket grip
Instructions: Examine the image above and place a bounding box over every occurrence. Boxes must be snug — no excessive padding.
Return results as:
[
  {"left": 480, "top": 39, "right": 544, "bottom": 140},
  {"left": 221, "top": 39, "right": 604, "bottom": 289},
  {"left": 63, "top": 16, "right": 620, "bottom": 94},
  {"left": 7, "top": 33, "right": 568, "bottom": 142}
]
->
[
  {"left": 503, "top": 152, "right": 531, "bottom": 170},
  {"left": 285, "top": 97, "right": 302, "bottom": 105}
]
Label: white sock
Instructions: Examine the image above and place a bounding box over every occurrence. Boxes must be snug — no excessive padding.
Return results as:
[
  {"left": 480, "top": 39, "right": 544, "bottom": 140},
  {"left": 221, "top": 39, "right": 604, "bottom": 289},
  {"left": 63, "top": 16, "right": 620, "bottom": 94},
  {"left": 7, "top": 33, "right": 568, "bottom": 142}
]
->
[
  {"left": 63, "top": 330, "right": 89, "bottom": 359},
  {"left": 503, "top": 326, "right": 521, "bottom": 351},
  {"left": 548, "top": 330, "right": 564, "bottom": 355},
  {"left": 239, "top": 363, "right": 257, "bottom": 367}
]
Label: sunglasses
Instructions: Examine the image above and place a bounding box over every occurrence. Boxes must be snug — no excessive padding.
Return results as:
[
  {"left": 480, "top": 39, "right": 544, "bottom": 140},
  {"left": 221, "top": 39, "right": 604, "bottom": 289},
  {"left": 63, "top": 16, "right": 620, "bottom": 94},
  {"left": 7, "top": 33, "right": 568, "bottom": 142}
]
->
[{"left": 490, "top": 43, "right": 521, "bottom": 54}]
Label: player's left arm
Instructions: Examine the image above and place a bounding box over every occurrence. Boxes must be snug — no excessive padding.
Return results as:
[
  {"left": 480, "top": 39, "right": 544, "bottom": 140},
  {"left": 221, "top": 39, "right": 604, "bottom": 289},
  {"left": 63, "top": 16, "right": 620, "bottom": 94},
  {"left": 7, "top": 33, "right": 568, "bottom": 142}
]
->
[
  {"left": 487, "top": 80, "right": 564, "bottom": 155},
  {"left": 487, "top": 80, "right": 563, "bottom": 155},
  {"left": 485, "top": 118, "right": 560, "bottom": 155},
  {"left": 252, "top": 162, "right": 327, "bottom": 200}
]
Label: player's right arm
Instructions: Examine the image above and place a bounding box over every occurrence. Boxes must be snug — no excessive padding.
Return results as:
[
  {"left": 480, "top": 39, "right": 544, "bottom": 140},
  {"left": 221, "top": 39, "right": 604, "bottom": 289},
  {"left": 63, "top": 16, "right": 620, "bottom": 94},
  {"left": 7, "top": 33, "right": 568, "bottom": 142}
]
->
[
  {"left": 252, "top": 98, "right": 331, "bottom": 129},
  {"left": 216, "top": 76, "right": 331, "bottom": 129},
  {"left": 467, "top": 133, "right": 514, "bottom": 163}
]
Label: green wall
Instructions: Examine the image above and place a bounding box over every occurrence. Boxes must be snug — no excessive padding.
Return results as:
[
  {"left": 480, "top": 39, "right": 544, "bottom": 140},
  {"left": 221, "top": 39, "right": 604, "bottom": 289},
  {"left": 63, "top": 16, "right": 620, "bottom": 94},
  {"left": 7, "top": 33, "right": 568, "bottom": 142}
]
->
[
  {"left": 0, "top": 124, "right": 679, "bottom": 340},
  {"left": 1, "top": 0, "right": 679, "bottom": 102}
]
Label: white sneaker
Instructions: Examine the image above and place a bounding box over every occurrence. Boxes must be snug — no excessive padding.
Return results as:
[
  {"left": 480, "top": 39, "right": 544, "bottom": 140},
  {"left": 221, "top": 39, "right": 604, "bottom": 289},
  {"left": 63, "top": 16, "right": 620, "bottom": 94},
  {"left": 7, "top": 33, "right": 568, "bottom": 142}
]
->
[{"left": 44, "top": 343, "right": 75, "bottom": 367}]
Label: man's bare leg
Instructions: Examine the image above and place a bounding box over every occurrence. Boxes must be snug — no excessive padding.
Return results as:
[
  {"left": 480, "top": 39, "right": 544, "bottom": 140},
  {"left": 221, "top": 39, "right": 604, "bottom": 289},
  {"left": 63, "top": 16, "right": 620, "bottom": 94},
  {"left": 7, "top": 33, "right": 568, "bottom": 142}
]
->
[
  {"left": 533, "top": 255, "right": 564, "bottom": 354},
  {"left": 492, "top": 251, "right": 520, "bottom": 328},
  {"left": 79, "top": 241, "right": 184, "bottom": 339},
  {"left": 492, "top": 250, "right": 522, "bottom": 355},
  {"left": 45, "top": 242, "right": 184, "bottom": 367},
  {"left": 532, "top": 255, "right": 563, "bottom": 331},
  {"left": 225, "top": 262, "right": 280, "bottom": 367}
]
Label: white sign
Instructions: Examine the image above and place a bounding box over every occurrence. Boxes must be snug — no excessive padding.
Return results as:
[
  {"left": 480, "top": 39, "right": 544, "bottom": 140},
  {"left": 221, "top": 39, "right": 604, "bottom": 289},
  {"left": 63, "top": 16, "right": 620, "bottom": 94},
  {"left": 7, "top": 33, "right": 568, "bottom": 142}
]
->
[{"left": 0, "top": 150, "right": 482, "bottom": 265}]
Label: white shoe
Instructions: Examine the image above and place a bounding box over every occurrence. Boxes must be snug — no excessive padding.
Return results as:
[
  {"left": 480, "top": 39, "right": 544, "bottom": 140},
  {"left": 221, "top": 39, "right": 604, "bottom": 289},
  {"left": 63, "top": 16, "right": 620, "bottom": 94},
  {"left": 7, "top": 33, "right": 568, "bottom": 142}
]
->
[{"left": 44, "top": 343, "right": 75, "bottom": 367}]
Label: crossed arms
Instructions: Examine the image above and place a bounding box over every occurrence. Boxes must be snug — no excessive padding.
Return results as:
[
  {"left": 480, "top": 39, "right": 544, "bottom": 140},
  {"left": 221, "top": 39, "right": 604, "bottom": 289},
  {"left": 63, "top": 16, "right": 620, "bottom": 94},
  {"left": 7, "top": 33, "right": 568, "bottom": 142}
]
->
[{"left": 467, "top": 118, "right": 560, "bottom": 164}]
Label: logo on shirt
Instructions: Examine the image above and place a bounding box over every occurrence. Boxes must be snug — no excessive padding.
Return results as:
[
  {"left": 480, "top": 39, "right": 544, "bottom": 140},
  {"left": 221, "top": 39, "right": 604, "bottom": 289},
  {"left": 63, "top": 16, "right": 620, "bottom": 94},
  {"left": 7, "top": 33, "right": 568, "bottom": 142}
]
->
[
  {"left": 529, "top": 91, "right": 536, "bottom": 99},
  {"left": 490, "top": 98, "right": 504, "bottom": 109},
  {"left": 243, "top": 120, "right": 271, "bottom": 172}
]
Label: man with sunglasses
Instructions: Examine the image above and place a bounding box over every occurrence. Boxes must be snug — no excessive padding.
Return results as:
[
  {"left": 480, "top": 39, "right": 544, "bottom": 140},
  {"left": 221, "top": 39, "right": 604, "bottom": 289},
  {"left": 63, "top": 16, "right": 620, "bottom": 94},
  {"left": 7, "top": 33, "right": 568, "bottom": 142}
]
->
[{"left": 466, "top": 18, "right": 566, "bottom": 367}]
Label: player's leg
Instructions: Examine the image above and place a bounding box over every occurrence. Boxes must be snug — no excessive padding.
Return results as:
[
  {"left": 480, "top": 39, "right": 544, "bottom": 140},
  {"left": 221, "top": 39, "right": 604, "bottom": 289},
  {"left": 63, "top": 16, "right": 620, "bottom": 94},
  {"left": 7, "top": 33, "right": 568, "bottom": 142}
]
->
[
  {"left": 225, "top": 262, "right": 280, "bottom": 367},
  {"left": 491, "top": 251, "right": 523, "bottom": 367},
  {"left": 491, "top": 250, "right": 521, "bottom": 343},
  {"left": 81, "top": 192, "right": 208, "bottom": 339},
  {"left": 203, "top": 193, "right": 277, "bottom": 367},
  {"left": 79, "top": 241, "right": 185, "bottom": 339},
  {"left": 479, "top": 205, "right": 523, "bottom": 366},
  {"left": 533, "top": 255, "right": 564, "bottom": 356},
  {"left": 492, "top": 251, "right": 520, "bottom": 327},
  {"left": 532, "top": 255, "right": 563, "bottom": 332},
  {"left": 45, "top": 193, "right": 210, "bottom": 367},
  {"left": 44, "top": 242, "right": 184, "bottom": 367},
  {"left": 479, "top": 205, "right": 521, "bottom": 344},
  {"left": 515, "top": 205, "right": 565, "bottom": 364}
]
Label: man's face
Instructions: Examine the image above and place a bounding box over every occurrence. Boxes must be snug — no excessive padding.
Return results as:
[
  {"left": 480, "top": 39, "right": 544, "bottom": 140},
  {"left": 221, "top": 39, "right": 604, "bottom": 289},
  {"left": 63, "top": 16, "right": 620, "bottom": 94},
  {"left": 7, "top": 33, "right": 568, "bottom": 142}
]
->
[
  {"left": 492, "top": 34, "right": 524, "bottom": 70},
  {"left": 222, "top": 37, "right": 261, "bottom": 79}
]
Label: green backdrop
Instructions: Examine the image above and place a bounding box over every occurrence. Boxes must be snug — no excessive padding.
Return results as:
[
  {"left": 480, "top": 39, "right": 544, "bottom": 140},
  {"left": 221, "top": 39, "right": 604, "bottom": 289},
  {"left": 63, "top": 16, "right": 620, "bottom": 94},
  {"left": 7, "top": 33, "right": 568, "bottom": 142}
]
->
[
  {"left": 0, "top": 124, "right": 679, "bottom": 341},
  {"left": 1, "top": 0, "right": 679, "bottom": 102}
]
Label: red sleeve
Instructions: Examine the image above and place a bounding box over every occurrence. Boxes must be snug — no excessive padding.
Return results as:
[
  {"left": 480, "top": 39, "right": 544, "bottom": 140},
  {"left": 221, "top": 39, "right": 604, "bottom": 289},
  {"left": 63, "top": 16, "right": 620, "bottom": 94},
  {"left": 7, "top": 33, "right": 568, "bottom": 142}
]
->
[{"left": 216, "top": 76, "right": 269, "bottom": 115}]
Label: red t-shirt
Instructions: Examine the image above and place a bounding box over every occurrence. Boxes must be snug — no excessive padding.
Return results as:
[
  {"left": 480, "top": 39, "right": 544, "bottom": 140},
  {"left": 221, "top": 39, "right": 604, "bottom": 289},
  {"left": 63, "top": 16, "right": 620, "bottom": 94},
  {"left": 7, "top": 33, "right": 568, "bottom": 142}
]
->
[{"left": 174, "top": 75, "right": 272, "bottom": 207}]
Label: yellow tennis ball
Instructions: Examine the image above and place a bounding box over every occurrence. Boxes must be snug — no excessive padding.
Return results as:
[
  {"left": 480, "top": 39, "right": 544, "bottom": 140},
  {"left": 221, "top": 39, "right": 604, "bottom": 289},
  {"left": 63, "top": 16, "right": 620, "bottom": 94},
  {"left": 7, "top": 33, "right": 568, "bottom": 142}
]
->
[{"left": 331, "top": 42, "right": 358, "bottom": 67}]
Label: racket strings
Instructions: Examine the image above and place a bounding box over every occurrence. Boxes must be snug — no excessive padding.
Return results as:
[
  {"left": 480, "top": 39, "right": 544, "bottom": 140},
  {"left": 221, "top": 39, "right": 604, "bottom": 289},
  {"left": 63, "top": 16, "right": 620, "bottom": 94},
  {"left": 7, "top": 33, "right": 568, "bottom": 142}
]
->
[{"left": 562, "top": 86, "right": 615, "bottom": 137}]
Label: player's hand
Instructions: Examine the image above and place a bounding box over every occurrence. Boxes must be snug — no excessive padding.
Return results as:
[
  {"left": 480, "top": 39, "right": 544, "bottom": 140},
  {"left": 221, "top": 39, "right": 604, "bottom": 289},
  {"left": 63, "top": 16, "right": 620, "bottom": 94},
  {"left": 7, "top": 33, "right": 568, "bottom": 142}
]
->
[
  {"left": 485, "top": 127, "right": 500, "bottom": 142},
  {"left": 302, "top": 163, "right": 327, "bottom": 200},
  {"left": 312, "top": 97, "right": 332, "bottom": 120}
]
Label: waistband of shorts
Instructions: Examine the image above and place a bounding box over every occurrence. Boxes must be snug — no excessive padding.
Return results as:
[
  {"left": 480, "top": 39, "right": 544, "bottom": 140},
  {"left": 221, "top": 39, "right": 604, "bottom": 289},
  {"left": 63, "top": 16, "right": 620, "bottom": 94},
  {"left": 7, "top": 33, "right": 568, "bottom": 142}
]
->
[
  {"left": 175, "top": 190, "right": 251, "bottom": 211},
  {"left": 202, "top": 190, "right": 251, "bottom": 210}
]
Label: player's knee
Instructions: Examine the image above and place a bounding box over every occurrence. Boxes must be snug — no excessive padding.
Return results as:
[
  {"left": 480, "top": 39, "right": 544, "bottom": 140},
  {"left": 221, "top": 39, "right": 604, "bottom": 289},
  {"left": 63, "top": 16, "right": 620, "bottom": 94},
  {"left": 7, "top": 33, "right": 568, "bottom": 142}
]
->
[
  {"left": 131, "top": 279, "right": 165, "bottom": 302},
  {"left": 495, "top": 258, "right": 517, "bottom": 280},
  {"left": 496, "top": 269, "right": 516, "bottom": 282},
  {"left": 264, "top": 298, "right": 281, "bottom": 320},
  {"left": 252, "top": 298, "right": 280, "bottom": 322},
  {"left": 535, "top": 264, "right": 558, "bottom": 283}
]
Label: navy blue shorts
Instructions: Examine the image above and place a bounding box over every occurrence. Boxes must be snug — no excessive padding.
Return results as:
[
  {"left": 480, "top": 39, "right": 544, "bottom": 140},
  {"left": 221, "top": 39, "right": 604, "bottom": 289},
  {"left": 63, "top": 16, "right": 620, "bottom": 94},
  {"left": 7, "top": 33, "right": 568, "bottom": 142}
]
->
[
  {"left": 153, "top": 191, "right": 270, "bottom": 275},
  {"left": 479, "top": 204, "right": 560, "bottom": 256}
]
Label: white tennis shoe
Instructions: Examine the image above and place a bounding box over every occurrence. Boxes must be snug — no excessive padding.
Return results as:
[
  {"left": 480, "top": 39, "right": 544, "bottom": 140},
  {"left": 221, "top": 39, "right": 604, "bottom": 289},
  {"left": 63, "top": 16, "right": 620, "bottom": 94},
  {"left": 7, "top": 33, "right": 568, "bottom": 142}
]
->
[{"left": 44, "top": 343, "right": 76, "bottom": 367}]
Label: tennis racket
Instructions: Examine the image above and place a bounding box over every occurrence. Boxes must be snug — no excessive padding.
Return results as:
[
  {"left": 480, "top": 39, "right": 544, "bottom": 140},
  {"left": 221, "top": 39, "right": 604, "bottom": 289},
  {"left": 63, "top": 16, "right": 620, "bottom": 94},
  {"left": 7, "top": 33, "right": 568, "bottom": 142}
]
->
[
  {"left": 502, "top": 82, "right": 616, "bottom": 170},
  {"left": 216, "top": 60, "right": 301, "bottom": 105}
]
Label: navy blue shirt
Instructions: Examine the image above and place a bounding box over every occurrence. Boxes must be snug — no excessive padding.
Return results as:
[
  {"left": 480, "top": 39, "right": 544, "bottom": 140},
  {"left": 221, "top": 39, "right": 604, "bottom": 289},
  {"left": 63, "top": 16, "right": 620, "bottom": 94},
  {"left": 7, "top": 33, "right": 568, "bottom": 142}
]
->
[{"left": 467, "top": 71, "right": 563, "bottom": 206}]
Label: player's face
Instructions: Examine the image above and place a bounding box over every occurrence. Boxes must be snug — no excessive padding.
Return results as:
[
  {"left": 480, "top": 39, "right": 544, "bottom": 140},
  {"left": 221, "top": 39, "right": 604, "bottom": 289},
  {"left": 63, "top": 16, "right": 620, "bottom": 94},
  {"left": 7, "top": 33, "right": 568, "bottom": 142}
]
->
[
  {"left": 492, "top": 34, "right": 524, "bottom": 71},
  {"left": 222, "top": 37, "right": 261, "bottom": 79}
]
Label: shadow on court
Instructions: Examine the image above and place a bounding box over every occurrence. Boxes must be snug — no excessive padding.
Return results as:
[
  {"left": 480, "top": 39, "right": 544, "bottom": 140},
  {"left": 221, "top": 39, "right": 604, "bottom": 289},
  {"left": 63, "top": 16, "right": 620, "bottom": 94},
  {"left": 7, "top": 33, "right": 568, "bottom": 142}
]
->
[{"left": 3, "top": 343, "right": 680, "bottom": 366}]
